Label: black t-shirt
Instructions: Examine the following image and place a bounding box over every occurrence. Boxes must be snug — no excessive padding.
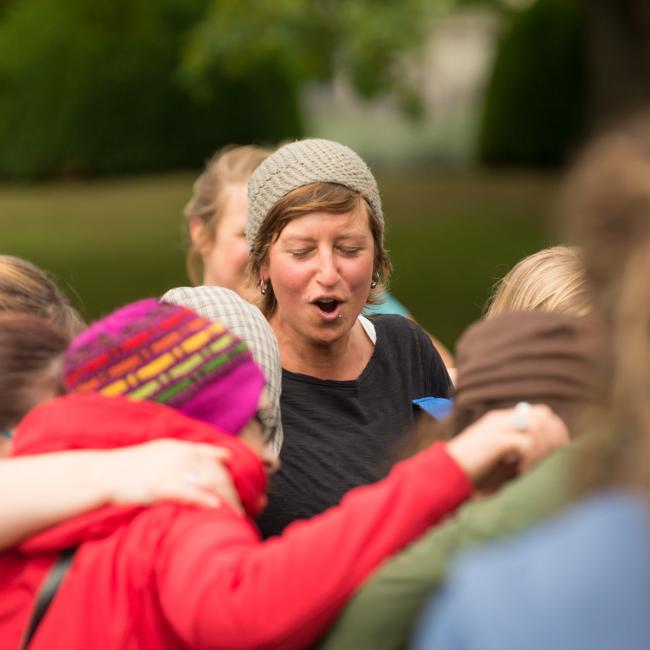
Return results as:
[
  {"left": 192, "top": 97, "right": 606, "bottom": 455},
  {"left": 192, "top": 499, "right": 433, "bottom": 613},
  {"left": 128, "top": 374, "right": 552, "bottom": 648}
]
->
[{"left": 257, "top": 314, "right": 451, "bottom": 537}]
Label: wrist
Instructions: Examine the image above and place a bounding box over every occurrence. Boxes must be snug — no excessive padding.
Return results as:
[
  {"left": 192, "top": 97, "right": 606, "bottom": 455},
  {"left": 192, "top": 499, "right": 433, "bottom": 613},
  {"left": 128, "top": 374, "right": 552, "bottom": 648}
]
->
[
  {"left": 445, "top": 427, "right": 509, "bottom": 484},
  {"left": 84, "top": 449, "right": 121, "bottom": 507}
]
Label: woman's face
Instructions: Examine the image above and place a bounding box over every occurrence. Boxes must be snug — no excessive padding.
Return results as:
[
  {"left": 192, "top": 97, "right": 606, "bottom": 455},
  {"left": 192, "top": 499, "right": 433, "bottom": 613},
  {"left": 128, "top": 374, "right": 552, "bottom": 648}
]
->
[
  {"left": 196, "top": 182, "right": 257, "bottom": 303},
  {"left": 264, "top": 206, "right": 375, "bottom": 347},
  {"left": 238, "top": 390, "right": 280, "bottom": 476}
]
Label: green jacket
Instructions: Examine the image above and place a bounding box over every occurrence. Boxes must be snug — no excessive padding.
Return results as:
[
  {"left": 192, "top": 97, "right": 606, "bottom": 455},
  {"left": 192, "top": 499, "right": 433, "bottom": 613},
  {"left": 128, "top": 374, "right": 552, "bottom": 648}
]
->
[{"left": 317, "top": 443, "right": 580, "bottom": 650}]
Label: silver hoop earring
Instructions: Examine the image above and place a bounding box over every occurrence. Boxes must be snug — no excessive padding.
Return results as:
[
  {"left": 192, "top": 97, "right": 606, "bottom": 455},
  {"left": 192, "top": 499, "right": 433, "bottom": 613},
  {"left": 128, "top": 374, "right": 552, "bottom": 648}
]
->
[
  {"left": 260, "top": 280, "right": 268, "bottom": 295},
  {"left": 370, "top": 273, "right": 380, "bottom": 289}
]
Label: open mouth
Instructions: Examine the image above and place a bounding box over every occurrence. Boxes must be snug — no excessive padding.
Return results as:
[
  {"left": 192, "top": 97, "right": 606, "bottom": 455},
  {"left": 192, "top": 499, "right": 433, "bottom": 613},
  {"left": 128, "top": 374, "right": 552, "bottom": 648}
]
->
[
  {"left": 315, "top": 299, "right": 339, "bottom": 313},
  {"left": 312, "top": 298, "right": 343, "bottom": 319}
]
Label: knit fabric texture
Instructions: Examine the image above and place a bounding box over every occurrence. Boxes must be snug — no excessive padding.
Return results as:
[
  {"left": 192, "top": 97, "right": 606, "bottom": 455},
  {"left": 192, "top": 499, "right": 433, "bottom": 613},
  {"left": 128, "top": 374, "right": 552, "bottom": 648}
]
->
[
  {"left": 64, "top": 299, "right": 265, "bottom": 437},
  {"left": 161, "top": 286, "right": 283, "bottom": 453},
  {"left": 246, "top": 138, "right": 383, "bottom": 252},
  {"left": 454, "top": 311, "right": 605, "bottom": 410}
]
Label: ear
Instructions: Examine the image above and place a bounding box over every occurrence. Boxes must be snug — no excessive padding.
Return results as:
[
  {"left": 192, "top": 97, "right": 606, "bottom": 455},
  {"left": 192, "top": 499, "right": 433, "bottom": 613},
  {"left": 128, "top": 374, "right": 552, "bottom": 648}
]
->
[
  {"left": 189, "top": 218, "right": 211, "bottom": 255},
  {"left": 259, "top": 260, "right": 270, "bottom": 284}
]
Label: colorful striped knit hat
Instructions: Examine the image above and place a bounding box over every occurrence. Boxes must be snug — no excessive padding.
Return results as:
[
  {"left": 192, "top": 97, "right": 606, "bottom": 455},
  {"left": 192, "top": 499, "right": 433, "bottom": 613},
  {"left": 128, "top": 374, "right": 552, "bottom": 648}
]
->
[
  {"left": 63, "top": 299, "right": 265, "bottom": 436},
  {"left": 161, "top": 286, "right": 283, "bottom": 453}
]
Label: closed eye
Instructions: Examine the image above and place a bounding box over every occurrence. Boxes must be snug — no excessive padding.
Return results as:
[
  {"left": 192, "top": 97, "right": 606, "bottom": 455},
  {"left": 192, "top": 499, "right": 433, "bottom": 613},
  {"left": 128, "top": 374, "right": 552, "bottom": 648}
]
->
[{"left": 338, "top": 247, "right": 362, "bottom": 256}]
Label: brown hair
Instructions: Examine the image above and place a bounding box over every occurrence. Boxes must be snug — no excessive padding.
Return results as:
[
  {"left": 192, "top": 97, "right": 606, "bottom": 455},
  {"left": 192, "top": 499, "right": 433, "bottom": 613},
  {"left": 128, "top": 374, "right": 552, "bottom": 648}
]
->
[
  {"left": 184, "top": 145, "right": 273, "bottom": 285},
  {"left": 0, "top": 255, "right": 84, "bottom": 340},
  {"left": 485, "top": 246, "right": 592, "bottom": 319},
  {"left": 0, "top": 315, "right": 67, "bottom": 430},
  {"left": 248, "top": 182, "right": 392, "bottom": 317},
  {"left": 563, "top": 113, "right": 650, "bottom": 493}
]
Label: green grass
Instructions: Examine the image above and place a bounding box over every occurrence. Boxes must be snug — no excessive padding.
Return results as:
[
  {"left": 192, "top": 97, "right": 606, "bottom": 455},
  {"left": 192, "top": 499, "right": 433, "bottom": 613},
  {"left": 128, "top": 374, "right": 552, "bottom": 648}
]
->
[{"left": 0, "top": 168, "right": 560, "bottom": 348}]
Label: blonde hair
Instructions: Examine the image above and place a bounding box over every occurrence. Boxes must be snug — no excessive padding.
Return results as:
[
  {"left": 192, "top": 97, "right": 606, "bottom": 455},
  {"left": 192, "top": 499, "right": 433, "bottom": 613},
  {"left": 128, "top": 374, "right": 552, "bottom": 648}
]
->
[
  {"left": 248, "top": 182, "right": 392, "bottom": 317},
  {"left": 485, "top": 246, "right": 591, "bottom": 319},
  {"left": 183, "top": 145, "right": 273, "bottom": 285},
  {"left": 0, "top": 256, "right": 84, "bottom": 340}
]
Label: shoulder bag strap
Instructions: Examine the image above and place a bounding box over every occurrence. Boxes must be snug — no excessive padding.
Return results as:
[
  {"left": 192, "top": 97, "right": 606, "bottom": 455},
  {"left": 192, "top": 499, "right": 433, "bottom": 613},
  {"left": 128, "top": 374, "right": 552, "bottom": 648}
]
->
[{"left": 19, "top": 547, "right": 76, "bottom": 650}]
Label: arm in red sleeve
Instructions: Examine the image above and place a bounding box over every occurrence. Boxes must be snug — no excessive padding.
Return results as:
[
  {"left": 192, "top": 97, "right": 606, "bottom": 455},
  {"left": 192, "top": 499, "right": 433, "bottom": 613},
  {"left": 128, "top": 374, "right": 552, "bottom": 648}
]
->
[{"left": 155, "top": 442, "right": 471, "bottom": 650}]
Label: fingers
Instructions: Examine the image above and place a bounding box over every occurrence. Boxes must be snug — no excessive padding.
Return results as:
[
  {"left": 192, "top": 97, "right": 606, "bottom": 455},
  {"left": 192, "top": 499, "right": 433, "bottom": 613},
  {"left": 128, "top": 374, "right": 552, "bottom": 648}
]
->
[
  {"left": 446, "top": 404, "right": 570, "bottom": 488},
  {"left": 176, "top": 443, "right": 244, "bottom": 515},
  {"left": 164, "top": 484, "right": 222, "bottom": 509},
  {"left": 190, "top": 462, "right": 244, "bottom": 516},
  {"left": 188, "top": 443, "right": 232, "bottom": 461},
  {"left": 107, "top": 440, "right": 244, "bottom": 515},
  {"left": 500, "top": 404, "right": 569, "bottom": 473}
]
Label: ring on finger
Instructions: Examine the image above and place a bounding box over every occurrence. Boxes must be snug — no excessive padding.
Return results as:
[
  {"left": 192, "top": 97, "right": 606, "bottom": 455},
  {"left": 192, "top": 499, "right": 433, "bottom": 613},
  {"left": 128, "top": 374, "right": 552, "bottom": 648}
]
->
[
  {"left": 511, "top": 401, "right": 531, "bottom": 431},
  {"left": 184, "top": 471, "right": 203, "bottom": 487}
]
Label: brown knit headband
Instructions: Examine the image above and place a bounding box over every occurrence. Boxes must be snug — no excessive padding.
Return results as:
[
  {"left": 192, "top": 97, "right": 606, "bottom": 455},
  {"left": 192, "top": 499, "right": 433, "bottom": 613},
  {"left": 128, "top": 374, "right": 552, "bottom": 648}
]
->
[{"left": 454, "top": 310, "right": 605, "bottom": 410}]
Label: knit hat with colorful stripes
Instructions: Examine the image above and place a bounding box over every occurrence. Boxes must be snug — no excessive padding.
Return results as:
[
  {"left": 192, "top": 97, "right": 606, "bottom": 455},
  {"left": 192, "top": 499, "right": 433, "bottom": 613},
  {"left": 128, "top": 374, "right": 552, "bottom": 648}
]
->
[{"left": 63, "top": 299, "right": 265, "bottom": 437}]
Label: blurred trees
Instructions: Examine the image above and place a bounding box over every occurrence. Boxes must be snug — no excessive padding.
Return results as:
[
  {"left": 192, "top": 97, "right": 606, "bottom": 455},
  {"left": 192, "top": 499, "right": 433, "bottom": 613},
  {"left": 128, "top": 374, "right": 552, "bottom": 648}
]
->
[
  {"left": 182, "top": 0, "right": 437, "bottom": 118},
  {"left": 584, "top": 0, "right": 650, "bottom": 129},
  {"left": 0, "top": 0, "right": 302, "bottom": 178},
  {"left": 478, "top": 0, "right": 587, "bottom": 165},
  {"left": 1, "top": 0, "right": 648, "bottom": 177},
  {"left": 477, "top": 0, "right": 650, "bottom": 165},
  {"left": 0, "top": 0, "right": 439, "bottom": 179}
]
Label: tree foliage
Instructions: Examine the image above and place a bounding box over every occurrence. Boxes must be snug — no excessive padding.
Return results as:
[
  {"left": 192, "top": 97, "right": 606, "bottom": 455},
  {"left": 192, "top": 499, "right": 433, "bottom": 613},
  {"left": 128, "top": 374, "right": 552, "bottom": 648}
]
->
[
  {"left": 0, "top": 0, "right": 593, "bottom": 176},
  {"left": 0, "top": 0, "right": 302, "bottom": 178},
  {"left": 181, "top": 0, "right": 440, "bottom": 117}
]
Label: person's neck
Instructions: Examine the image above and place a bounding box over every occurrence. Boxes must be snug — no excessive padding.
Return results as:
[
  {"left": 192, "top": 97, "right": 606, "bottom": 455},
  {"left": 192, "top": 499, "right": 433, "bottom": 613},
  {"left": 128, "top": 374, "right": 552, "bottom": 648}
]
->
[{"left": 271, "top": 316, "right": 373, "bottom": 381}]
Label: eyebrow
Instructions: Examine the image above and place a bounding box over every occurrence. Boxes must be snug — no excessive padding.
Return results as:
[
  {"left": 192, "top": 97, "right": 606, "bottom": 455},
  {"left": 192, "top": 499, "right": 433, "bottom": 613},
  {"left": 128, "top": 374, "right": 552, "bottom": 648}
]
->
[
  {"left": 282, "top": 236, "right": 315, "bottom": 244},
  {"left": 282, "top": 233, "right": 368, "bottom": 245}
]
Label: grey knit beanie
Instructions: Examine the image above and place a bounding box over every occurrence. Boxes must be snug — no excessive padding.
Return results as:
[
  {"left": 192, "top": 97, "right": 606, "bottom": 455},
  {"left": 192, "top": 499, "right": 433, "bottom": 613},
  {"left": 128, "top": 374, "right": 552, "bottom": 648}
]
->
[
  {"left": 160, "top": 286, "right": 283, "bottom": 455},
  {"left": 246, "top": 138, "right": 383, "bottom": 252}
]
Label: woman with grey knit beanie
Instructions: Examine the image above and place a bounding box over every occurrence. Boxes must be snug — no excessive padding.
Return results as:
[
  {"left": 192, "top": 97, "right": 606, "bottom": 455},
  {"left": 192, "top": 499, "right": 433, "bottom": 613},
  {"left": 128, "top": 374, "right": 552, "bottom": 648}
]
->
[{"left": 245, "top": 138, "right": 452, "bottom": 537}]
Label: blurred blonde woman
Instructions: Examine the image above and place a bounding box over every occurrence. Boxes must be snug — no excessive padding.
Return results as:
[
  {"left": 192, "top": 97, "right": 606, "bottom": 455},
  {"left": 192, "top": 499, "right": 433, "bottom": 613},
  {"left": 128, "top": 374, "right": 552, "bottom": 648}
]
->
[
  {"left": 485, "top": 245, "right": 591, "bottom": 319},
  {"left": 0, "top": 254, "right": 85, "bottom": 337},
  {"left": 184, "top": 145, "right": 273, "bottom": 301}
]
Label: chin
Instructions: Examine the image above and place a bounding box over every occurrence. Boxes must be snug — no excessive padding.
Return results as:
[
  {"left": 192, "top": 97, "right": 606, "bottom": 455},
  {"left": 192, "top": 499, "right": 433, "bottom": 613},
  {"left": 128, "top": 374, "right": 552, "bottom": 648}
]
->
[{"left": 308, "top": 323, "right": 350, "bottom": 347}]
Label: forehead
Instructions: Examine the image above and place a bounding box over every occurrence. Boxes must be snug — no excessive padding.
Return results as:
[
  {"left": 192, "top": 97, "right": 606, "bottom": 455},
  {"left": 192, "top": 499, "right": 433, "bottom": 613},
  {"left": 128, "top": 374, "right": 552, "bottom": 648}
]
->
[
  {"left": 220, "top": 183, "right": 248, "bottom": 219},
  {"left": 278, "top": 206, "right": 371, "bottom": 239}
]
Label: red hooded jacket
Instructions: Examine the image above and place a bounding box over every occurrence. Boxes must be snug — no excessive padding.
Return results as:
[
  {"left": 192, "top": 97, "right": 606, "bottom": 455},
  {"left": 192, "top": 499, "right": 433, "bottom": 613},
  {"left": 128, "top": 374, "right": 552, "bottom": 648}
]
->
[{"left": 0, "top": 394, "right": 471, "bottom": 650}]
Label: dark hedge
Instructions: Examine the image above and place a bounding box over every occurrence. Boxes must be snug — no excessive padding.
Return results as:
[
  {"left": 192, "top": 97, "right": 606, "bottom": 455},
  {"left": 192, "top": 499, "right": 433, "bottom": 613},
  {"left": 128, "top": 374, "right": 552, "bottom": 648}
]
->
[
  {"left": 478, "top": 0, "right": 587, "bottom": 166},
  {"left": 0, "top": 0, "right": 302, "bottom": 179}
]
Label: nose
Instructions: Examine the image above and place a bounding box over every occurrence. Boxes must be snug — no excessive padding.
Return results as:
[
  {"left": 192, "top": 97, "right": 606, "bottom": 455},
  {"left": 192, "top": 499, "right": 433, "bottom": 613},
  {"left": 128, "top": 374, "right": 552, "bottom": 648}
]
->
[
  {"left": 316, "top": 249, "right": 339, "bottom": 286},
  {"left": 263, "top": 451, "right": 281, "bottom": 477}
]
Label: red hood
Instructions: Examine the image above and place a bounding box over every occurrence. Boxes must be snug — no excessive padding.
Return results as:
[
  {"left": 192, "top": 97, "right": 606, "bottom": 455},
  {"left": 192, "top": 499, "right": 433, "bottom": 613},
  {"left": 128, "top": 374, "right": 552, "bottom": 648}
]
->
[{"left": 12, "top": 394, "right": 267, "bottom": 554}]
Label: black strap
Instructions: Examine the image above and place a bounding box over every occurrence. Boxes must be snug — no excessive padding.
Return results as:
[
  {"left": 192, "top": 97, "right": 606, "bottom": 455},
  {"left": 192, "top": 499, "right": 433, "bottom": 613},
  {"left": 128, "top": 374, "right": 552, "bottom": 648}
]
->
[{"left": 20, "top": 548, "right": 76, "bottom": 650}]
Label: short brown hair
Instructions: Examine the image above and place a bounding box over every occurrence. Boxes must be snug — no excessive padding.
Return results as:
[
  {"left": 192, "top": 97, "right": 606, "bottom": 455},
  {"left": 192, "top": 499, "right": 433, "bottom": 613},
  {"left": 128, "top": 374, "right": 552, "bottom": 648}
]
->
[
  {"left": 248, "top": 182, "right": 392, "bottom": 316},
  {"left": 0, "top": 315, "right": 67, "bottom": 430},
  {"left": 0, "top": 255, "right": 84, "bottom": 340},
  {"left": 184, "top": 145, "right": 273, "bottom": 285}
]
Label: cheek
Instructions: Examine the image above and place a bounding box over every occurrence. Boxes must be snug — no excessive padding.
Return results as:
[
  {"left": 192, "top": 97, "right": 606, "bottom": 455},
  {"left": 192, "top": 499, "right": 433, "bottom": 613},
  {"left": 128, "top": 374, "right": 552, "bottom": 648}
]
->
[
  {"left": 341, "top": 255, "right": 374, "bottom": 292},
  {"left": 209, "top": 232, "right": 249, "bottom": 275},
  {"left": 267, "top": 252, "right": 309, "bottom": 294},
  {"left": 229, "top": 237, "right": 250, "bottom": 272}
]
